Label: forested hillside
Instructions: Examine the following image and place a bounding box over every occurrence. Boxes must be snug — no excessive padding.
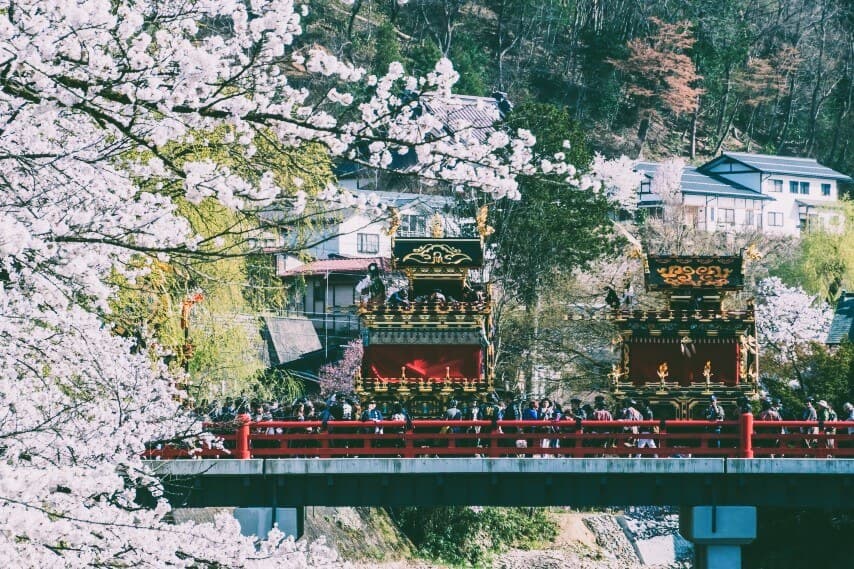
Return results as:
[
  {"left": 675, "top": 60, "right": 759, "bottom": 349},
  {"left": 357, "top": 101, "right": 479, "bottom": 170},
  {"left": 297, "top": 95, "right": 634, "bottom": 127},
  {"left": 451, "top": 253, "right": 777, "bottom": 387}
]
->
[{"left": 307, "top": 0, "right": 853, "bottom": 172}]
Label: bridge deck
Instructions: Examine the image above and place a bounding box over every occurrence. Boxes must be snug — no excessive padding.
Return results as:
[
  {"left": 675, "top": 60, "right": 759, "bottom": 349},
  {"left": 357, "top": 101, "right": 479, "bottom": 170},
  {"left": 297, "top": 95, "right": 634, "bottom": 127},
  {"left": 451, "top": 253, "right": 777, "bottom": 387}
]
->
[{"left": 146, "top": 458, "right": 854, "bottom": 510}]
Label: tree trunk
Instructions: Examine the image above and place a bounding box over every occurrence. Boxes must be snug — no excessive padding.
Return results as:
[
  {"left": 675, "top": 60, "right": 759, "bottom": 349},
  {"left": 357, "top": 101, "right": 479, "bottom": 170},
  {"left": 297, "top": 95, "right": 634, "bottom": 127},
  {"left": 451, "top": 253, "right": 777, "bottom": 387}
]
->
[
  {"left": 776, "top": 74, "right": 797, "bottom": 152},
  {"left": 716, "top": 67, "right": 732, "bottom": 137},
  {"left": 805, "top": 3, "right": 828, "bottom": 155},
  {"left": 525, "top": 295, "right": 541, "bottom": 398},
  {"left": 713, "top": 98, "right": 741, "bottom": 156},
  {"left": 689, "top": 99, "right": 700, "bottom": 159}
]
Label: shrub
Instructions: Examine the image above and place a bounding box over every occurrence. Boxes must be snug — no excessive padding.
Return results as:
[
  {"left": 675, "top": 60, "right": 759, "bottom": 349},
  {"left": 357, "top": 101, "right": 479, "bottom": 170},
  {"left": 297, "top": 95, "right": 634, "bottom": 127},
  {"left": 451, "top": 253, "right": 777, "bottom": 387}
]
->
[{"left": 391, "top": 507, "right": 557, "bottom": 567}]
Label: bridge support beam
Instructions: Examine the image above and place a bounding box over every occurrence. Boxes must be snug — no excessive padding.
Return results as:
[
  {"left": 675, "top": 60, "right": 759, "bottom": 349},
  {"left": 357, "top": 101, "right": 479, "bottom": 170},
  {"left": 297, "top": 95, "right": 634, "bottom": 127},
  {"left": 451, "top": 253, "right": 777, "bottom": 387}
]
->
[
  {"left": 233, "top": 507, "right": 305, "bottom": 540},
  {"left": 679, "top": 506, "right": 756, "bottom": 569}
]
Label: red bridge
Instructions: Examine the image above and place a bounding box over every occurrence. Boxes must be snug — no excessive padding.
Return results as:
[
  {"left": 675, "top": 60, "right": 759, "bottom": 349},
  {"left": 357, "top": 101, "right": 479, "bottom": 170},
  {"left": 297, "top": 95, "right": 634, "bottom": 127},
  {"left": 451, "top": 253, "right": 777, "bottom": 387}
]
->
[{"left": 147, "top": 415, "right": 854, "bottom": 460}]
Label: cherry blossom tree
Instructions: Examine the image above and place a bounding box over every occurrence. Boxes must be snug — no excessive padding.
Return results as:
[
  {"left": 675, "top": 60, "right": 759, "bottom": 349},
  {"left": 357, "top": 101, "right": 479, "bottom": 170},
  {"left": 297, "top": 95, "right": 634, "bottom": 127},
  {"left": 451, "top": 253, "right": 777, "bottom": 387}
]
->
[
  {"left": 591, "top": 154, "right": 644, "bottom": 213},
  {"left": 755, "top": 277, "right": 833, "bottom": 364},
  {"left": 0, "top": 0, "right": 600, "bottom": 565},
  {"left": 319, "top": 339, "right": 363, "bottom": 396}
]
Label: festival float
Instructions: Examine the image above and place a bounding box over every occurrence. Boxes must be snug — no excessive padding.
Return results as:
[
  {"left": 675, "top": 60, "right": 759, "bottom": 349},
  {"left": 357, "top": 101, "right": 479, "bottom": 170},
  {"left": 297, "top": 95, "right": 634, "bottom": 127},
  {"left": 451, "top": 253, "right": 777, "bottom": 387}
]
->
[
  {"left": 609, "top": 253, "right": 759, "bottom": 418},
  {"left": 354, "top": 211, "right": 495, "bottom": 417}
]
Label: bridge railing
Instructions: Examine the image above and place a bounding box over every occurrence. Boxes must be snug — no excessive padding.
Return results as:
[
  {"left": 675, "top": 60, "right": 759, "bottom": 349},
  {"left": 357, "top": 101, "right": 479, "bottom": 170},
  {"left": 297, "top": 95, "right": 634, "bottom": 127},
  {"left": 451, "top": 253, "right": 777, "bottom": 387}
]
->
[{"left": 145, "top": 414, "right": 854, "bottom": 460}]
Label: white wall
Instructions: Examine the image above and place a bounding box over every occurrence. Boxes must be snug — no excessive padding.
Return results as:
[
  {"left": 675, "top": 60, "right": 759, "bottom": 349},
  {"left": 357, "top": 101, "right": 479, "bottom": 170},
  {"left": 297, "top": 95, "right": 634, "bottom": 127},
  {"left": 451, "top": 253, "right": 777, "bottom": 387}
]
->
[
  {"left": 682, "top": 195, "right": 764, "bottom": 233},
  {"left": 759, "top": 174, "right": 841, "bottom": 236},
  {"left": 703, "top": 163, "right": 763, "bottom": 192},
  {"left": 335, "top": 214, "right": 391, "bottom": 258}
]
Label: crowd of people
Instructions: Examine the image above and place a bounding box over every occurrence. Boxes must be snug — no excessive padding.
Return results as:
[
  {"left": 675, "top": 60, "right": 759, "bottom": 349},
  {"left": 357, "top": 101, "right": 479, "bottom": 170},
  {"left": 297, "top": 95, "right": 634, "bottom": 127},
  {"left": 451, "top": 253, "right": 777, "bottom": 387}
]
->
[{"left": 193, "top": 392, "right": 854, "bottom": 454}]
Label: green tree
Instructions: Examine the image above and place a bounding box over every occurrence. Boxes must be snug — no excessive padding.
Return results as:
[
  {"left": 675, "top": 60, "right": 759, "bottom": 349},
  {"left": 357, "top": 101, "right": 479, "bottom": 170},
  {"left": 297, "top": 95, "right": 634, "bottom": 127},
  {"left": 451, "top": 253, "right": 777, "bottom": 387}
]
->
[
  {"left": 489, "top": 103, "right": 616, "bottom": 393},
  {"left": 108, "top": 128, "right": 333, "bottom": 399},
  {"left": 491, "top": 103, "right": 613, "bottom": 308},
  {"left": 373, "top": 22, "right": 402, "bottom": 74},
  {"left": 773, "top": 200, "right": 854, "bottom": 303}
]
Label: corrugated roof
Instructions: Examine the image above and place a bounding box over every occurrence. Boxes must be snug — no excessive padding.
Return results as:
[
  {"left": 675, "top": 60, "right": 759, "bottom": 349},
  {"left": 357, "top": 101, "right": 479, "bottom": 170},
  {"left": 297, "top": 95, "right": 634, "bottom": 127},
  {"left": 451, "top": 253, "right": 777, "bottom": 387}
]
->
[
  {"left": 262, "top": 316, "right": 323, "bottom": 365},
  {"left": 827, "top": 292, "right": 854, "bottom": 345},
  {"left": 722, "top": 152, "right": 852, "bottom": 181},
  {"left": 280, "top": 256, "right": 390, "bottom": 277},
  {"left": 635, "top": 162, "right": 771, "bottom": 201}
]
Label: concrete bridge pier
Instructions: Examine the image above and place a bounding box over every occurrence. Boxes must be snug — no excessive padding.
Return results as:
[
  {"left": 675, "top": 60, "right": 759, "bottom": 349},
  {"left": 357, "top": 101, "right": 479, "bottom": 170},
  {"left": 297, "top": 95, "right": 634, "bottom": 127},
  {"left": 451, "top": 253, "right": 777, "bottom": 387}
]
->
[
  {"left": 679, "top": 506, "right": 756, "bottom": 569},
  {"left": 233, "top": 507, "right": 305, "bottom": 540}
]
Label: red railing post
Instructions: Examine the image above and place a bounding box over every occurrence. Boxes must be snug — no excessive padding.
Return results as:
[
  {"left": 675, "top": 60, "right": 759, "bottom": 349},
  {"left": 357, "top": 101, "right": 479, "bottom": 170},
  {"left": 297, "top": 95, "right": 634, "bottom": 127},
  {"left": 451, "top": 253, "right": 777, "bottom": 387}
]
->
[
  {"left": 235, "top": 414, "right": 251, "bottom": 459},
  {"left": 740, "top": 412, "right": 754, "bottom": 458}
]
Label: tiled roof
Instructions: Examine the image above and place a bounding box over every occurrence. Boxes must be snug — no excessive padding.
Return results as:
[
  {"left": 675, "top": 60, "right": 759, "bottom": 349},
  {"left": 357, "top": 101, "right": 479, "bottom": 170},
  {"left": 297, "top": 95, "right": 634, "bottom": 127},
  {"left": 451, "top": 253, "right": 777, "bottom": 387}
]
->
[
  {"left": 351, "top": 189, "right": 451, "bottom": 210},
  {"left": 421, "top": 94, "right": 504, "bottom": 143},
  {"left": 721, "top": 152, "right": 852, "bottom": 181},
  {"left": 827, "top": 292, "right": 854, "bottom": 345},
  {"left": 262, "top": 316, "right": 322, "bottom": 365},
  {"left": 280, "top": 256, "right": 390, "bottom": 277},
  {"left": 635, "top": 162, "right": 771, "bottom": 201}
]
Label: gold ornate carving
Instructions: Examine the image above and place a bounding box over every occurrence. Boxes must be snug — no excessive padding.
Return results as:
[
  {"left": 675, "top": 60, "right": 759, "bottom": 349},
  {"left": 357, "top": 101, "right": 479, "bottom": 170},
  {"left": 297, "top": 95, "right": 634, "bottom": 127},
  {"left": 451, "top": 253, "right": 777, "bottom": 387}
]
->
[
  {"left": 703, "top": 360, "right": 713, "bottom": 392},
  {"left": 401, "top": 243, "right": 473, "bottom": 265},
  {"left": 656, "top": 265, "right": 732, "bottom": 287}
]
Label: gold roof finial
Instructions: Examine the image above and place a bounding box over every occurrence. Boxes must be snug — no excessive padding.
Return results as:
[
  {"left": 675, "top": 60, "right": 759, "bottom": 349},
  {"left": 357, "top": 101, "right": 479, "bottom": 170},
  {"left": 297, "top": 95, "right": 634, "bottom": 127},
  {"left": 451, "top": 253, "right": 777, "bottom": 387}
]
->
[
  {"left": 386, "top": 207, "right": 401, "bottom": 237},
  {"left": 429, "top": 212, "right": 445, "bottom": 238},
  {"left": 744, "top": 243, "right": 763, "bottom": 261},
  {"left": 476, "top": 205, "right": 495, "bottom": 239}
]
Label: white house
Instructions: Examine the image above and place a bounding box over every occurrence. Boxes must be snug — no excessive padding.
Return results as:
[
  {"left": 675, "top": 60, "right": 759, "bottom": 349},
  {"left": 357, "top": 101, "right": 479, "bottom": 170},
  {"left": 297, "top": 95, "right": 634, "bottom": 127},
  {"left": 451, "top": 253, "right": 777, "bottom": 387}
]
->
[
  {"left": 637, "top": 152, "right": 851, "bottom": 236},
  {"left": 636, "top": 161, "right": 773, "bottom": 231},
  {"left": 274, "top": 190, "right": 456, "bottom": 347},
  {"left": 277, "top": 189, "right": 454, "bottom": 270}
]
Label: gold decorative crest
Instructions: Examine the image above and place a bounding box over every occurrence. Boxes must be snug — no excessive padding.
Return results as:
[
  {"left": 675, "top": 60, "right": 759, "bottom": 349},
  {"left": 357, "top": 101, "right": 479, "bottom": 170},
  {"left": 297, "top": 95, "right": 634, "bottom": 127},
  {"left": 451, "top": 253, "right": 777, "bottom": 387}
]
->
[
  {"left": 401, "top": 243, "right": 473, "bottom": 265},
  {"left": 656, "top": 265, "right": 732, "bottom": 287}
]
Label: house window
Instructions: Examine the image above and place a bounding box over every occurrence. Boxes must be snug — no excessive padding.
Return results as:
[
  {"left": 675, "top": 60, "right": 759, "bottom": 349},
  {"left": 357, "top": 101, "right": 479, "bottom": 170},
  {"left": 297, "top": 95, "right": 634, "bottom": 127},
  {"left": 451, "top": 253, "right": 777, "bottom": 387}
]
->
[
  {"left": 640, "top": 180, "right": 651, "bottom": 194},
  {"left": 721, "top": 208, "right": 735, "bottom": 225},
  {"left": 789, "top": 181, "right": 799, "bottom": 194},
  {"left": 399, "top": 214, "right": 427, "bottom": 237},
  {"left": 710, "top": 208, "right": 715, "bottom": 222},
  {"left": 800, "top": 182, "right": 810, "bottom": 195},
  {"left": 822, "top": 183, "right": 831, "bottom": 197},
  {"left": 768, "top": 212, "right": 784, "bottom": 227},
  {"left": 357, "top": 233, "right": 379, "bottom": 254},
  {"left": 772, "top": 179, "right": 783, "bottom": 192},
  {"left": 745, "top": 210, "right": 755, "bottom": 226}
]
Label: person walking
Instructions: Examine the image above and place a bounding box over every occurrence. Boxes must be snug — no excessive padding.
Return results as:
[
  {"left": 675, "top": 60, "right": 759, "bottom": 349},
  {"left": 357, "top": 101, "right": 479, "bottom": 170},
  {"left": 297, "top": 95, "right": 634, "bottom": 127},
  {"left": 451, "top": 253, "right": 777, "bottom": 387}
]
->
[{"left": 704, "top": 395, "right": 725, "bottom": 449}]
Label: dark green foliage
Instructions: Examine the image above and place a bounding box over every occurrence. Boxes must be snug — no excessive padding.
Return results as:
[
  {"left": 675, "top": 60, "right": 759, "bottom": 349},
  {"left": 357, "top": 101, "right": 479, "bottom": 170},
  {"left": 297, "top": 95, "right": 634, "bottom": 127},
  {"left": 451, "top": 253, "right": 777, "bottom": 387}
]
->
[
  {"left": 491, "top": 103, "right": 614, "bottom": 308},
  {"left": 392, "top": 507, "right": 557, "bottom": 567},
  {"left": 373, "top": 23, "right": 402, "bottom": 74},
  {"left": 802, "top": 341, "right": 854, "bottom": 409},
  {"left": 763, "top": 340, "right": 854, "bottom": 420},
  {"left": 745, "top": 510, "right": 854, "bottom": 569},
  {"left": 407, "top": 40, "right": 443, "bottom": 78},
  {"left": 448, "top": 28, "right": 491, "bottom": 96}
]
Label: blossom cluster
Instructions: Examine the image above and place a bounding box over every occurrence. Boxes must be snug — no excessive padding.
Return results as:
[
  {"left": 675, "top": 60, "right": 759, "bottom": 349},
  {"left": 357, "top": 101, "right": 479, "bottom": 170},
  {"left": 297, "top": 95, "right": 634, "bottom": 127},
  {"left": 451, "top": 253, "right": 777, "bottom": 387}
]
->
[{"left": 754, "top": 277, "right": 833, "bottom": 361}]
